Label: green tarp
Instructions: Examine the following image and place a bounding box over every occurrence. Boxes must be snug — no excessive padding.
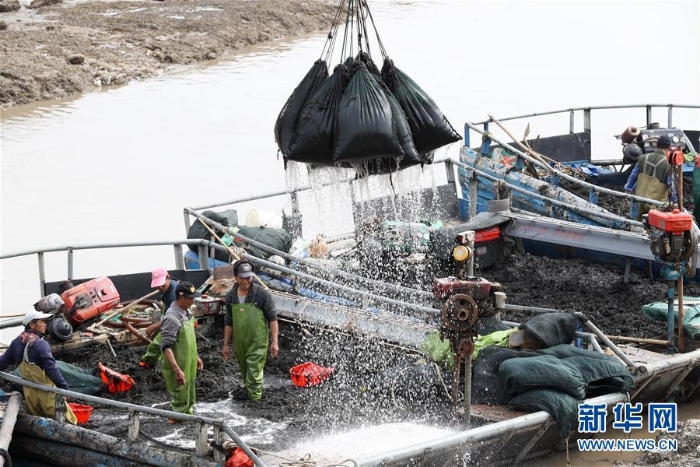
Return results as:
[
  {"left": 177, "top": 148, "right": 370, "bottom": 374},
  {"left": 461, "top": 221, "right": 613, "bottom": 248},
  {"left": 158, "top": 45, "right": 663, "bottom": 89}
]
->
[{"left": 642, "top": 297, "right": 700, "bottom": 340}]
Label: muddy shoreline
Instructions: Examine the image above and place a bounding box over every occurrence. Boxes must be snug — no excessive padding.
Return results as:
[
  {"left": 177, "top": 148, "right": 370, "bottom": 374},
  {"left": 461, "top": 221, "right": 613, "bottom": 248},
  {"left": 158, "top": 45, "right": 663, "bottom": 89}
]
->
[{"left": 0, "top": 0, "right": 337, "bottom": 109}]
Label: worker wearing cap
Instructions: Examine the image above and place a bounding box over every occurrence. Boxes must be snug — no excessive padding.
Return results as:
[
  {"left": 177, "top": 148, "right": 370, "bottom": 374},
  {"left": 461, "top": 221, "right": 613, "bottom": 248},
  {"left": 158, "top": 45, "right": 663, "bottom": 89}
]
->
[
  {"left": 624, "top": 135, "right": 677, "bottom": 220},
  {"left": 160, "top": 281, "right": 204, "bottom": 417},
  {"left": 222, "top": 260, "right": 279, "bottom": 401},
  {"left": 139, "top": 268, "right": 180, "bottom": 369},
  {"left": 0, "top": 309, "right": 77, "bottom": 424}
]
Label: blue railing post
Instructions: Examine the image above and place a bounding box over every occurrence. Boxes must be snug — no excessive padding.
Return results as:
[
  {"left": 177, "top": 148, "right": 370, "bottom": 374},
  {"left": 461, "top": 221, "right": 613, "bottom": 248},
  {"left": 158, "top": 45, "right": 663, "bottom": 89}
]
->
[
  {"left": 588, "top": 187, "right": 598, "bottom": 205},
  {"left": 479, "top": 122, "right": 491, "bottom": 156}
]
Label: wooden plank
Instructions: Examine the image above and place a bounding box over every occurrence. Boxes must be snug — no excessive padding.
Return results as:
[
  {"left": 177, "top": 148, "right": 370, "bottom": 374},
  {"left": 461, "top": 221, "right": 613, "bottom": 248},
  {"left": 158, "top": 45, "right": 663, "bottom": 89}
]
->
[
  {"left": 51, "top": 329, "right": 145, "bottom": 356},
  {"left": 470, "top": 404, "right": 530, "bottom": 422}
]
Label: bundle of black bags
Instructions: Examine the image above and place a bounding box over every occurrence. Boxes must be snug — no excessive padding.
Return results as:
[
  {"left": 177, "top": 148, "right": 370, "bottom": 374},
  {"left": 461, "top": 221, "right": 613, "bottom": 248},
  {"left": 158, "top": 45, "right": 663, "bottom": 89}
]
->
[{"left": 274, "top": 52, "right": 461, "bottom": 176}]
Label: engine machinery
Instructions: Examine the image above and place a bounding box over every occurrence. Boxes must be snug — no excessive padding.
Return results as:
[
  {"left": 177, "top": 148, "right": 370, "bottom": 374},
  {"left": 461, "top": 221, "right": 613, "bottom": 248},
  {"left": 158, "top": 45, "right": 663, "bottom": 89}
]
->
[
  {"left": 432, "top": 230, "right": 507, "bottom": 415},
  {"left": 644, "top": 208, "right": 697, "bottom": 354},
  {"left": 61, "top": 276, "right": 120, "bottom": 326},
  {"left": 645, "top": 209, "right": 695, "bottom": 267},
  {"left": 620, "top": 124, "right": 688, "bottom": 164}
]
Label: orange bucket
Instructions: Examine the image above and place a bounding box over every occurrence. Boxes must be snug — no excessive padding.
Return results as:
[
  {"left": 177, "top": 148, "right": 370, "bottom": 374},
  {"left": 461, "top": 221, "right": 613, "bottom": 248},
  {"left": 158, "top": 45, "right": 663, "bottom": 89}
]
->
[
  {"left": 289, "top": 362, "right": 334, "bottom": 387},
  {"left": 67, "top": 403, "right": 94, "bottom": 425}
]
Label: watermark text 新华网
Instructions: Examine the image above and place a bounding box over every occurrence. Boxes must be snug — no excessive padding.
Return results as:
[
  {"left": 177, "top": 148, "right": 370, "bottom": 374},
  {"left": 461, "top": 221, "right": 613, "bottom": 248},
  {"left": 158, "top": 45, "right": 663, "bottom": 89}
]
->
[{"left": 576, "top": 402, "right": 678, "bottom": 452}]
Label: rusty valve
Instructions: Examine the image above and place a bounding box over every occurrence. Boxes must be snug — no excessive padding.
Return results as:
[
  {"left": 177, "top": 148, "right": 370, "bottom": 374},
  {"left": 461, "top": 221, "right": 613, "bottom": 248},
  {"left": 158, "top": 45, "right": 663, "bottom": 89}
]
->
[{"left": 440, "top": 294, "right": 479, "bottom": 332}]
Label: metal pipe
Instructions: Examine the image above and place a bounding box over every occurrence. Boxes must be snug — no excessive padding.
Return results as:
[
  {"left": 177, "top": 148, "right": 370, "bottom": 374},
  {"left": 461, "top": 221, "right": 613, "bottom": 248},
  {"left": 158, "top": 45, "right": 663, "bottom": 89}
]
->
[
  {"left": 462, "top": 123, "right": 665, "bottom": 210},
  {"left": 0, "top": 392, "right": 22, "bottom": 467},
  {"left": 452, "top": 156, "right": 645, "bottom": 227},
  {"left": 174, "top": 244, "right": 184, "bottom": 270},
  {"left": 243, "top": 253, "right": 440, "bottom": 318},
  {"left": 38, "top": 251, "right": 46, "bottom": 297},
  {"left": 667, "top": 283, "right": 676, "bottom": 354},
  {"left": 574, "top": 312, "right": 636, "bottom": 367},
  {"left": 0, "top": 372, "right": 266, "bottom": 467},
  {"left": 191, "top": 176, "right": 355, "bottom": 212},
  {"left": 588, "top": 335, "right": 603, "bottom": 353},
  {"left": 569, "top": 109, "right": 575, "bottom": 134},
  {"left": 354, "top": 393, "right": 627, "bottom": 466},
  {"left": 470, "top": 103, "right": 699, "bottom": 126},
  {"left": 678, "top": 277, "right": 684, "bottom": 353},
  {"left": 67, "top": 247, "right": 74, "bottom": 280},
  {"left": 463, "top": 357, "right": 471, "bottom": 428},
  {"left": 184, "top": 228, "right": 439, "bottom": 318},
  {"left": 184, "top": 208, "right": 436, "bottom": 303},
  {"left": 503, "top": 304, "right": 562, "bottom": 314},
  {"left": 1, "top": 238, "right": 221, "bottom": 260},
  {"left": 0, "top": 317, "right": 25, "bottom": 330}
]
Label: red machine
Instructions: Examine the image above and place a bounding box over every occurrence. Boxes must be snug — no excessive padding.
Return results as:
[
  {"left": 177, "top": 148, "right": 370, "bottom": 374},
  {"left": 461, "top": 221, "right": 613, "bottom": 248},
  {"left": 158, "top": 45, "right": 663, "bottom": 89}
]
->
[
  {"left": 647, "top": 209, "right": 693, "bottom": 234},
  {"left": 61, "top": 277, "right": 120, "bottom": 326},
  {"left": 645, "top": 209, "right": 694, "bottom": 264},
  {"left": 433, "top": 276, "right": 501, "bottom": 301}
]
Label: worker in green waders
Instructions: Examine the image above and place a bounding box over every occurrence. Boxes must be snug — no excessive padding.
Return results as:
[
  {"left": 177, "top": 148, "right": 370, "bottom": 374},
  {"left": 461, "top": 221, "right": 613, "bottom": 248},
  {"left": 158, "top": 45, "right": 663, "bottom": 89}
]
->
[
  {"left": 160, "top": 282, "right": 204, "bottom": 419},
  {"left": 222, "top": 260, "right": 279, "bottom": 401},
  {"left": 139, "top": 268, "right": 180, "bottom": 369}
]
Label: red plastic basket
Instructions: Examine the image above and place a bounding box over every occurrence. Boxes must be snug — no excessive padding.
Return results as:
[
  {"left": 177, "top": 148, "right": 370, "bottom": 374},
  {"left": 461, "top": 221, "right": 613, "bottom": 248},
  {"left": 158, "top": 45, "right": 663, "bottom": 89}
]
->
[
  {"left": 289, "top": 362, "right": 334, "bottom": 387},
  {"left": 67, "top": 403, "right": 93, "bottom": 425}
]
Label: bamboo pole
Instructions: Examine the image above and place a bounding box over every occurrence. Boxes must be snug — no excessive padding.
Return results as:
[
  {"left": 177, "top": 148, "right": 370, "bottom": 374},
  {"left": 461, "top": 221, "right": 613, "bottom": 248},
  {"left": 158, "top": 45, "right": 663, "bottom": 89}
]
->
[
  {"left": 605, "top": 335, "right": 670, "bottom": 346},
  {"left": 488, "top": 114, "right": 554, "bottom": 171},
  {"left": 188, "top": 210, "right": 268, "bottom": 290},
  {"left": 0, "top": 313, "right": 26, "bottom": 319}
]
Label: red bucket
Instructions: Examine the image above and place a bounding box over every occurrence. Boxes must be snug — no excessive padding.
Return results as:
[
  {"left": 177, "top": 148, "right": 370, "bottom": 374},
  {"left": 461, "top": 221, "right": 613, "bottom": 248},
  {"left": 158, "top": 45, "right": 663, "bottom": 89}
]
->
[
  {"left": 67, "top": 403, "right": 93, "bottom": 425},
  {"left": 289, "top": 362, "right": 334, "bottom": 387}
]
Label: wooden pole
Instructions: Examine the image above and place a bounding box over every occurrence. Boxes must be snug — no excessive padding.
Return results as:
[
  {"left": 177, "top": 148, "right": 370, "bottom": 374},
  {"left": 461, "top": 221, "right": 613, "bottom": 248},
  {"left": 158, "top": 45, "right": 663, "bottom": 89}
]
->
[
  {"left": 488, "top": 114, "right": 554, "bottom": 171},
  {"left": 123, "top": 320, "right": 152, "bottom": 345},
  {"left": 0, "top": 313, "right": 26, "bottom": 319},
  {"left": 190, "top": 211, "right": 269, "bottom": 290},
  {"left": 90, "top": 290, "right": 159, "bottom": 330},
  {"left": 605, "top": 335, "right": 671, "bottom": 346}
]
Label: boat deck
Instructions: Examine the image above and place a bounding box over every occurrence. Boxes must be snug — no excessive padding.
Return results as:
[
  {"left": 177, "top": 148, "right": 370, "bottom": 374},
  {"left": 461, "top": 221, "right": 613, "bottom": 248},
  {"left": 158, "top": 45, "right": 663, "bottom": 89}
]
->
[{"left": 471, "top": 404, "right": 529, "bottom": 422}]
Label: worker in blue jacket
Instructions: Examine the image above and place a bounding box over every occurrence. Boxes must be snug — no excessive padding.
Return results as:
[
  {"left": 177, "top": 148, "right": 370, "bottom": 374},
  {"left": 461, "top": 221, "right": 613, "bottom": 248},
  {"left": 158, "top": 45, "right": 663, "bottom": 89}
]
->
[
  {"left": 0, "top": 310, "right": 77, "bottom": 424},
  {"left": 624, "top": 135, "right": 677, "bottom": 220}
]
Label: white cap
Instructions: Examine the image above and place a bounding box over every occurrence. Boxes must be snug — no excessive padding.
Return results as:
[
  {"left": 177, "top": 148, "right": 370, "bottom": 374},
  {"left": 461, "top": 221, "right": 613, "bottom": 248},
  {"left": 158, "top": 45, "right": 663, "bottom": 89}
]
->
[{"left": 23, "top": 310, "right": 54, "bottom": 327}]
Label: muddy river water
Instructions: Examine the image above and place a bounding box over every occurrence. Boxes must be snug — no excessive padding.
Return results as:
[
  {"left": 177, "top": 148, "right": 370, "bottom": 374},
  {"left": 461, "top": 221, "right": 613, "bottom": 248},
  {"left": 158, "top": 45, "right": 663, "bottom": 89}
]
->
[{"left": 1, "top": 1, "right": 699, "bottom": 465}]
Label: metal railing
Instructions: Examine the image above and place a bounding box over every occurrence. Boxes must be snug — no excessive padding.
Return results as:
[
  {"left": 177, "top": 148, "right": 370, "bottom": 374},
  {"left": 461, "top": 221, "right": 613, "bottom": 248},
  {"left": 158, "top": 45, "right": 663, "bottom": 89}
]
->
[
  {"left": 1, "top": 238, "right": 223, "bottom": 297},
  {"left": 456, "top": 104, "right": 700, "bottom": 228},
  {"left": 466, "top": 103, "right": 700, "bottom": 146},
  {"left": 0, "top": 372, "right": 264, "bottom": 465}
]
